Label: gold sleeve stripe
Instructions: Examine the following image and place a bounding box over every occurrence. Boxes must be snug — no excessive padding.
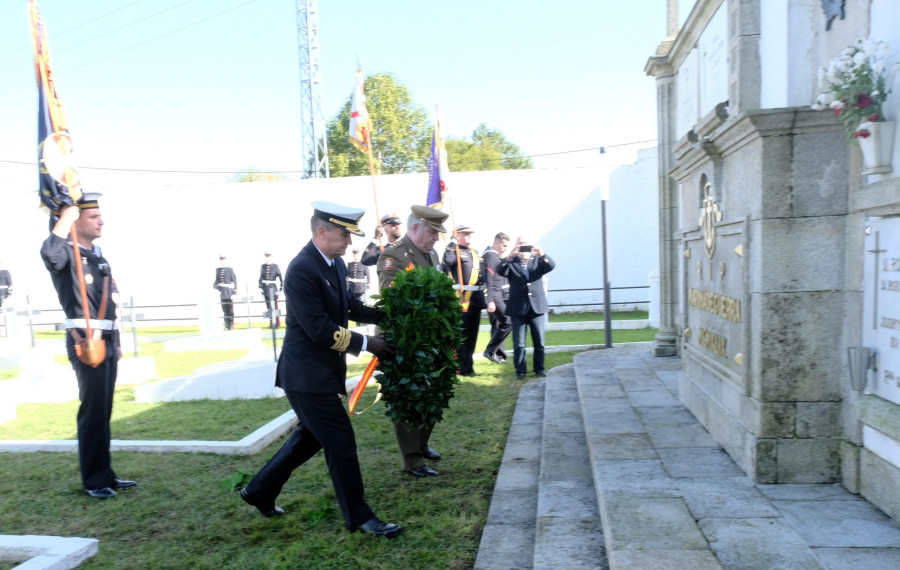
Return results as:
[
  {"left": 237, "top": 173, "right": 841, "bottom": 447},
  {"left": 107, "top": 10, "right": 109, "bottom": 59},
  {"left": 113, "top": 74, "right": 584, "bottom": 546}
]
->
[{"left": 330, "top": 327, "right": 352, "bottom": 352}]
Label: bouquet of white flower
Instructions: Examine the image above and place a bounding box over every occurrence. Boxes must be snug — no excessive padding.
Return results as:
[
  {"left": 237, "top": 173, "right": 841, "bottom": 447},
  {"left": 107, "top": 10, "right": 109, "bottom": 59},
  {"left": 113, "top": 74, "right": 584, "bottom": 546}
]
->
[{"left": 811, "top": 37, "right": 892, "bottom": 142}]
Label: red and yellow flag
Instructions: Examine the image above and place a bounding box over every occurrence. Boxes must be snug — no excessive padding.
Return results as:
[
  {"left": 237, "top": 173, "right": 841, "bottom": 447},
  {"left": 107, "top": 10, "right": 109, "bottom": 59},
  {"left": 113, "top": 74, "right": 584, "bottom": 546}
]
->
[{"left": 348, "top": 67, "right": 370, "bottom": 153}]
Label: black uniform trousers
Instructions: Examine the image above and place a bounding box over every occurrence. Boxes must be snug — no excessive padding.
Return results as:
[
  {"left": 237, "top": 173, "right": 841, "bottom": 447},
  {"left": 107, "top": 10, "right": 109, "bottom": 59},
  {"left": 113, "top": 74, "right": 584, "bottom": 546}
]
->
[
  {"left": 220, "top": 299, "right": 234, "bottom": 328},
  {"left": 67, "top": 334, "right": 118, "bottom": 491},
  {"left": 243, "top": 390, "right": 374, "bottom": 529},
  {"left": 485, "top": 300, "right": 511, "bottom": 359},
  {"left": 459, "top": 306, "right": 482, "bottom": 375}
]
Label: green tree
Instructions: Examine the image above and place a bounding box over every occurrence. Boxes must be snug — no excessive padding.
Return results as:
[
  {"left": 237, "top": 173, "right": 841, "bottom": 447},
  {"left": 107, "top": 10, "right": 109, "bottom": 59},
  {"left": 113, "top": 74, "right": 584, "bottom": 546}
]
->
[
  {"left": 445, "top": 124, "right": 533, "bottom": 171},
  {"left": 228, "top": 167, "right": 287, "bottom": 182},
  {"left": 326, "top": 73, "right": 431, "bottom": 177}
]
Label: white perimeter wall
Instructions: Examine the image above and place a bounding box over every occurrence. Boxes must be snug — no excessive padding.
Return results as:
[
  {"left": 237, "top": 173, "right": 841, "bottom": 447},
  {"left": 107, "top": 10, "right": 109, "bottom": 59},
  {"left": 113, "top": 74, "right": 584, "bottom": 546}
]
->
[{"left": 0, "top": 149, "right": 658, "bottom": 315}]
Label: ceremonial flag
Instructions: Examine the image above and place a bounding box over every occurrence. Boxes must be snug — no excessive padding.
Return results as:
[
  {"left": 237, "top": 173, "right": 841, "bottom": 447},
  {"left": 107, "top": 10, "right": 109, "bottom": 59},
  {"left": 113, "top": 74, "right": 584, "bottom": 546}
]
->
[
  {"left": 348, "top": 67, "right": 370, "bottom": 153},
  {"left": 426, "top": 110, "right": 449, "bottom": 208},
  {"left": 29, "top": 0, "right": 83, "bottom": 214}
]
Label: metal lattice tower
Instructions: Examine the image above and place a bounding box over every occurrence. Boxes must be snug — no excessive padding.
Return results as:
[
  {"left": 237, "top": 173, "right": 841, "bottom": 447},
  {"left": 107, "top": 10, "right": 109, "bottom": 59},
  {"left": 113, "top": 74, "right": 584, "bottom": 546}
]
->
[{"left": 296, "top": 0, "right": 329, "bottom": 178}]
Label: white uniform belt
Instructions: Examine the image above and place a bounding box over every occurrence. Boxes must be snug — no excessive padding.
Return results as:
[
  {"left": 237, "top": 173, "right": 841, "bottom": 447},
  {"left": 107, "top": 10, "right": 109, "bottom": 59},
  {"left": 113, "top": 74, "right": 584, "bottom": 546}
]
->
[
  {"left": 261, "top": 280, "right": 278, "bottom": 284},
  {"left": 453, "top": 285, "right": 481, "bottom": 291},
  {"left": 0, "top": 285, "right": 8, "bottom": 289},
  {"left": 348, "top": 278, "right": 367, "bottom": 283},
  {"left": 217, "top": 283, "right": 235, "bottom": 288},
  {"left": 65, "top": 319, "right": 116, "bottom": 330}
]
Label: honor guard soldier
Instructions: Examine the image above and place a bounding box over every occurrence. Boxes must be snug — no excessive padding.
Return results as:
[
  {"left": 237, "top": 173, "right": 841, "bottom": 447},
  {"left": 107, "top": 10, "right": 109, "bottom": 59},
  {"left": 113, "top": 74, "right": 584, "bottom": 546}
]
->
[
  {"left": 346, "top": 248, "right": 369, "bottom": 300},
  {"left": 442, "top": 224, "right": 486, "bottom": 377},
  {"left": 0, "top": 260, "right": 12, "bottom": 308},
  {"left": 258, "top": 251, "right": 283, "bottom": 327},
  {"left": 214, "top": 255, "right": 237, "bottom": 330},
  {"left": 240, "top": 201, "right": 402, "bottom": 538},
  {"left": 361, "top": 213, "right": 402, "bottom": 266},
  {"left": 40, "top": 193, "right": 136, "bottom": 499},
  {"left": 377, "top": 205, "right": 449, "bottom": 477}
]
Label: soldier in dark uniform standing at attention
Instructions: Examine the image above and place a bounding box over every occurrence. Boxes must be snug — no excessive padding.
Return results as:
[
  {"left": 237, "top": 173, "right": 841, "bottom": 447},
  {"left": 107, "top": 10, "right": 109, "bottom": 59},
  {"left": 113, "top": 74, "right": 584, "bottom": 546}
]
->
[
  {"left": 377, "top": 205, "right": 449, "bottom": 477},
  {"left": 361, "top": 213, "right": 402, "bottom": 266},
  {"left": 0, "top": 260, "right": 12, "bottom": 308},
  {"left": 214, "top": 255, "right": 237, "bottom": 330},
  {"left": 258, "top": 251, "right": 283, "bottom": 328},
  {"left": 442, "top": 224, "right": 485, "bottom": 377},
  {"left": 40, "top": 194, "right": 136, "bottom": 499},
  {"left": 346, "top": 248, "right": 369, "bottom": 300}
]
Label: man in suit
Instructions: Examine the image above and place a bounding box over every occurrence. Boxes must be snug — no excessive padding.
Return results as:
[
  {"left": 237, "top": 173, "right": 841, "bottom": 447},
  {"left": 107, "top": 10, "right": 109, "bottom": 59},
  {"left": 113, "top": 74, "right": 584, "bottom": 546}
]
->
[
  {"left": 258, "top": 251, "right": 283, "bottom": 327},
  {"left": 240, "top": 201, "right": 402, "bottom": 538},
  {"left": 346, "top": 248, "right": 369, "bottom": 300},
  {"left": 442, "top": 224, "right": 485, "bottom": 377},
  {"left": 376, "top": 205, "right": 448, "bottom": 477},
  {"left": 482, "top": 232, "right": 511, "bottom": 364},
  {"left": 40, "top": 194, "right": 136, "bottom": 499},
  {"left": 0, "top": 260, "right": 12, "bottom": 308},
  {"left": 361, "top": 213, "right": 402, "bottom": 266},
  {"left": 213, "top": 255, "right": 237, "bottom": 330},
  {"left": 499, "top": 236, "right": 556, "bottom": 380}
]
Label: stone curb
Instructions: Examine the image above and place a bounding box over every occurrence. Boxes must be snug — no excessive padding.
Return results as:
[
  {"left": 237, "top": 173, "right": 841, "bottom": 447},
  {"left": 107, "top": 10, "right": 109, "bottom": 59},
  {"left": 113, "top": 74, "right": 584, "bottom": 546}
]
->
[{"left": 0, "top": 535, "right": 98, "bottom": 570}]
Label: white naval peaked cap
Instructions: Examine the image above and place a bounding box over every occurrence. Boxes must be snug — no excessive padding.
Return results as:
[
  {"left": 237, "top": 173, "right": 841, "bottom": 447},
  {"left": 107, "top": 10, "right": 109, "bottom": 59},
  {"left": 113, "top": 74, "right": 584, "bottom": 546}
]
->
[{"left": 311, "top": 201, "right": 366, "bottom": 237}]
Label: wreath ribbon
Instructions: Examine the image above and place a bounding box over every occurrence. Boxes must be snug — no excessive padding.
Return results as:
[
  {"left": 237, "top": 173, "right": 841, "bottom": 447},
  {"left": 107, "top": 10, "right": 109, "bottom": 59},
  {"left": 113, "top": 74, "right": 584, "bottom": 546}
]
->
[{"left": 348, "top": 357, "right": 382, "bottom": 415}]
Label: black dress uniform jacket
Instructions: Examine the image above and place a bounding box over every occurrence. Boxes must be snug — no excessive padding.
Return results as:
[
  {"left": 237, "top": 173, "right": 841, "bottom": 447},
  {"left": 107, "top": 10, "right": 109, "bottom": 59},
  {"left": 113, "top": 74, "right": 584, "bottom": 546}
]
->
[
  {"left": 214, "top": 267, "right": 237, "bottom": 299},
  {"left": 276, "top": 240, "right": 382, "bottom": 394}
]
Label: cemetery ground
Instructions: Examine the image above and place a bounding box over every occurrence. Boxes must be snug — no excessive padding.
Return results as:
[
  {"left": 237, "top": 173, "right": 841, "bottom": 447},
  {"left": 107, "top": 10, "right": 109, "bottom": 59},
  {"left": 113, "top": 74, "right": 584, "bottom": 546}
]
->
[{"left": 0, "top": 314, "right": 656, "bottom": 568}]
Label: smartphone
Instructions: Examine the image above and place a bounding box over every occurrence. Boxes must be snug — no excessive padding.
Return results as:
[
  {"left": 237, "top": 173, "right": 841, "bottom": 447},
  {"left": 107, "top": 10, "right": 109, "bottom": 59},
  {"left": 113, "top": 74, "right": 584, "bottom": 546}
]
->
[{"left": 519, "top": 245, "right": 532, "bottom": 253}]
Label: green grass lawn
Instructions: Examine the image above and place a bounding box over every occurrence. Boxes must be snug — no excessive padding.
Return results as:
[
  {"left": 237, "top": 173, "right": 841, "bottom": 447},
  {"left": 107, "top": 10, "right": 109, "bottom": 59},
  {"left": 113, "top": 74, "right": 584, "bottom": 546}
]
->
[{"left": 0, "top": 352, "right": 580, "bottom": 569}]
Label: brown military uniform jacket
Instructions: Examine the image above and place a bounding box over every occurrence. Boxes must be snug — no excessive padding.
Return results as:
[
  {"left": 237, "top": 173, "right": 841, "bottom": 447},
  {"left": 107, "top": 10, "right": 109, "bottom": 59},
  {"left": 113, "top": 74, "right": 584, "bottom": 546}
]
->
[{"left": 376, "top": 234, "right": 440, "bottom": 290}]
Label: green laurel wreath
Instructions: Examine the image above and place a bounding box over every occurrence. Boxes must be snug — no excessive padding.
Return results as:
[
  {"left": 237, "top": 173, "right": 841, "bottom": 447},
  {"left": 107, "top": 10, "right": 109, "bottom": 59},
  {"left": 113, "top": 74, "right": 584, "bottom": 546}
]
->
[{"left": 373, "top": 265, "right": 462, "bottom": 428}]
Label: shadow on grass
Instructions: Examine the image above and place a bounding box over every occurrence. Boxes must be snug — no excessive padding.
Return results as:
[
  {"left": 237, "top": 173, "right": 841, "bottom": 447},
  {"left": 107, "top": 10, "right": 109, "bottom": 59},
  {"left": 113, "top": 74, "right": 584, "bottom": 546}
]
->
[{"left": 0, "top": 351, "right": 581, "bottom": 569}]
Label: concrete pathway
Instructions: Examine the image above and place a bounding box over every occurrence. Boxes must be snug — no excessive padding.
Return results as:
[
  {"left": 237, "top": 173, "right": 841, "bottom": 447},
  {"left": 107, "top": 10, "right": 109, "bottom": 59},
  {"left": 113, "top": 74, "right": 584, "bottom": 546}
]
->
[{"left": 475, "top": 346, "right": 900, "bottom": 570}]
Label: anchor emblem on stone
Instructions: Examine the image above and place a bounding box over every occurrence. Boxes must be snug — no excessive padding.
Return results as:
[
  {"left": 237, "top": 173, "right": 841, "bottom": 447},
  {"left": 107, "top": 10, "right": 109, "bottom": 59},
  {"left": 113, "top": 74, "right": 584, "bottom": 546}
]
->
[{"left": 699, "top": 183, "right": 723, "bottom": 258}]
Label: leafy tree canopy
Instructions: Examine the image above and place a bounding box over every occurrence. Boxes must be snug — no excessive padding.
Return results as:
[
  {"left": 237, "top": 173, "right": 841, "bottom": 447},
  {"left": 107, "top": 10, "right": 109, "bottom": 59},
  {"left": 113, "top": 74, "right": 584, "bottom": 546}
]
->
[
  {"left": 228, "top": 167, "right": 287, "bottom": 182},
  {"left": 326, "top": 73, "right": 431, "bottom": 177},
  {"left": 326, "top": 74, "right": 532, "bottom": 177},
  {"left": 446, "top": 124, "right": 533, "bottom": 171}
]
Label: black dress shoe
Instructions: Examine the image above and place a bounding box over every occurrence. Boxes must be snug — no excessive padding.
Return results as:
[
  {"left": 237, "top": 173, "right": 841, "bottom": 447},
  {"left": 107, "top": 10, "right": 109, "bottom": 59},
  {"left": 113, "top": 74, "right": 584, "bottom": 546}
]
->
[
  {"left": 240, "top": 489, "right": 285, "bottom": 518},
  {"left": 113, "top": 478, "right": 137, "bottom": 489},
  {"left": 421, "top": 447, "right": 441, "bottom": 461},
  {"left": 516, "top": 373, "right": 525, "bottom": 380},
  {"left": 460, "top": 370, "right": 476, "bottom": 377},
  {"left": 535, "top": 372, "right": 547, "bottom": 378},
  {"left": 405, "top": 465, "right": 439, "bottom": 477},
  {"left": 84, "top": 487, "right": 116, "bottom": 499},
  {"left": 354, "top": 517, "right": 402, "bottom": 538},
  {"left": 483, "top": 352, "right": 504, "bottom": 364}
]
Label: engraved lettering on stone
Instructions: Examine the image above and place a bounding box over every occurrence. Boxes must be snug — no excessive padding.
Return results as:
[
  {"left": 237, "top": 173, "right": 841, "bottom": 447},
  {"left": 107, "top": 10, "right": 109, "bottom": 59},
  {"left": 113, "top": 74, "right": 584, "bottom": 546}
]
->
[
  {"left": 882, "top": 280, "right": 900, "bottom": 292},
  {"left": 688, "top": 288, "right": 742, "bottom": 323},
  {"left": 881, "top": 317, "right": 900, "bottom": 330},
  {"left": 884, "top": 258, "right": 900, "bottom": 271},
  {"left": 699, "top": 327, "right": 728, "bottom": 357},
  {"left": 869, "top": 231, "right": 887, "bottom": 330}
]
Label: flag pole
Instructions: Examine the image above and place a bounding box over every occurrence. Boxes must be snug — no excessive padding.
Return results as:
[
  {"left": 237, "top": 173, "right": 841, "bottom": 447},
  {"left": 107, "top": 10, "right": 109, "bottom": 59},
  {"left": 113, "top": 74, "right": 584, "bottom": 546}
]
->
[{"left": 365, "top": 134, "right": 383, "bottom": 250}]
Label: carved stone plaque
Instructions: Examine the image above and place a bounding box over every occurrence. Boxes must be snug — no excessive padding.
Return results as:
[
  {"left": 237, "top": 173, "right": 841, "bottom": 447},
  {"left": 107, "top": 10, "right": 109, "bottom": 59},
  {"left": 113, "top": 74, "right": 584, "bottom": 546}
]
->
[{"left": 863, "top": 217, "right": 900, "bottom": 405}]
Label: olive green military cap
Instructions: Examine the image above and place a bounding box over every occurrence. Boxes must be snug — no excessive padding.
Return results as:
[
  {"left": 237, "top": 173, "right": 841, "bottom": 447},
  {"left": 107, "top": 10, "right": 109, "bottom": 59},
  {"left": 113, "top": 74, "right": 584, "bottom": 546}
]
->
[{"left": 410, "top": 205, "right": 449, "bottom": 233}]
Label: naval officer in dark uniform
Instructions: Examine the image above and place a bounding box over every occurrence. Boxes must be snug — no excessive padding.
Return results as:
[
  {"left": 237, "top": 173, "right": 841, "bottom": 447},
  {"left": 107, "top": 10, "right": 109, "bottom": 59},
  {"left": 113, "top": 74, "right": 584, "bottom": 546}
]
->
[
  {"left": 377, "top": 205, "right": 449, "bottom": 477},
  {"left": 39, "top": 194, "right": 136, "bottom": 499},
  {"left": 258, "top": 251, "right": 283, "bottom": 327},
  {"left": 240, "top": 201, "right": 402, "bottom": 538},
  {"left": 214, "top": 255, "right": 237, "bottom": 330},
  {"left": 442, "top": 224, "right": 486, "bottom": 377},
  {"left": 0, "top": 260, "right": 12, "bottom": 308},
  {"left": 346, "top": 248, "right": 369, "bottom": 300}
]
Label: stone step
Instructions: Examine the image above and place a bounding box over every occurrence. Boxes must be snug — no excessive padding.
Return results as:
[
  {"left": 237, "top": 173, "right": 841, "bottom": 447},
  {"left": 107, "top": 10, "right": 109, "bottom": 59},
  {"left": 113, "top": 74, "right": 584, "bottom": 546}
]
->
[{"left": 534, "top": 363, "right": 607, "bottom": 569}]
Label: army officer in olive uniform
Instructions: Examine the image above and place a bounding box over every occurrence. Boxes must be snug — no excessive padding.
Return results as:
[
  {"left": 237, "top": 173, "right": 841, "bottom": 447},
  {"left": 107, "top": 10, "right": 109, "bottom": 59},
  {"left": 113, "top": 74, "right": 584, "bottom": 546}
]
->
[{"left": 376, "top": 205, "right": 448, "bottom": 477}]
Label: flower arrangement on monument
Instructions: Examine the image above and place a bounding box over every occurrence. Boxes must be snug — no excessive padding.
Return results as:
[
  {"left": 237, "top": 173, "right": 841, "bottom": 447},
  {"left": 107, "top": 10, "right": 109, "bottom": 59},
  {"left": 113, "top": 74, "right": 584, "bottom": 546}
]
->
[{"left": 811, "top": 37, "right": 893, "bottom": 142}]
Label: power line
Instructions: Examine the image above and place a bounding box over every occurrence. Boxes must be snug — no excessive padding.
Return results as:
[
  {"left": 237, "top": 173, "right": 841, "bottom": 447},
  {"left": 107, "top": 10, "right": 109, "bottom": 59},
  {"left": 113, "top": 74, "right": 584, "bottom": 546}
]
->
[{"left": 0, "top": 137, "right": 658, "bottom": 175}]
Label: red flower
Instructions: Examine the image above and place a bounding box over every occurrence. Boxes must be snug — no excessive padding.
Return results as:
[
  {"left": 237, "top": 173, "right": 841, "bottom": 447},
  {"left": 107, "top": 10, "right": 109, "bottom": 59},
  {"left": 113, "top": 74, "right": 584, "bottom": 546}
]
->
[
  {"left": 868, "top": 113, "right": 881, "bottom": 122},
  {"left": 855, "top": 130, "right": 871, "bottom": 139},
  {"left": 855, "top": 93, "right": 872, "bottom": 109}
]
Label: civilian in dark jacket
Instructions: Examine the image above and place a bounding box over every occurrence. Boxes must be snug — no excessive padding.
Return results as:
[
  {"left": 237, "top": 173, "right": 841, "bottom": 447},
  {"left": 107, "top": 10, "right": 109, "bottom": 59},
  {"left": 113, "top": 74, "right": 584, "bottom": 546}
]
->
[
  {"left": 482, "top": 232, "right": 511, "bottom": 363},
  {"left": 498, "top": 237, "right": 555, "bottom": 379}
]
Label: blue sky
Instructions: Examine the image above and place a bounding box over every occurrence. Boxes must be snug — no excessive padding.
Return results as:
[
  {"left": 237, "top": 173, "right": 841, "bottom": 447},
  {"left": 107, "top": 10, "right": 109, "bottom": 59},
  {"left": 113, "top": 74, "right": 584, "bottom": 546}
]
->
[{"left": 0, "top": 0, "right": 670, "bottom": 191}]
